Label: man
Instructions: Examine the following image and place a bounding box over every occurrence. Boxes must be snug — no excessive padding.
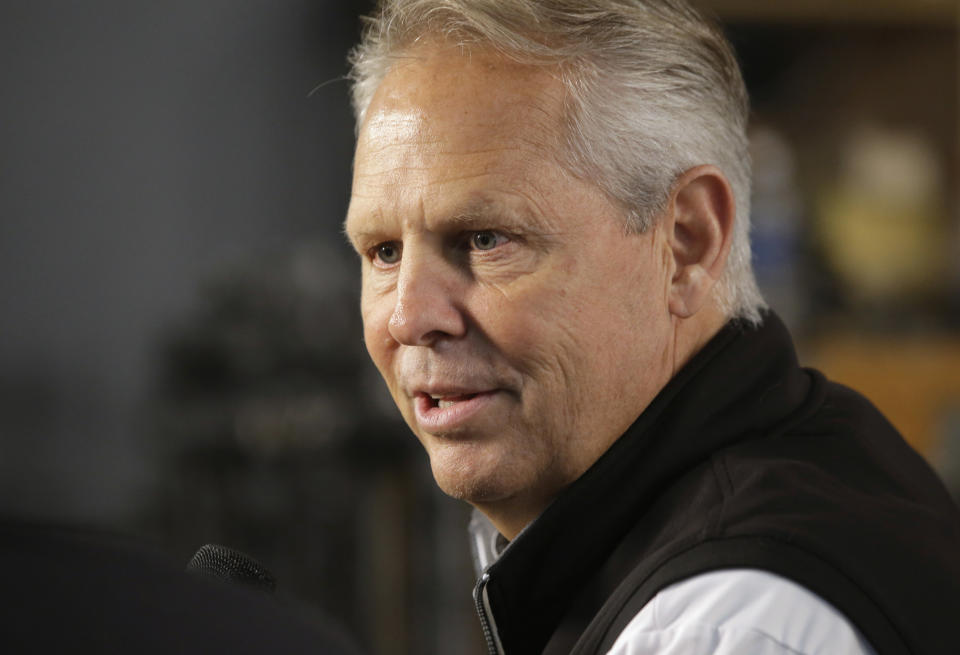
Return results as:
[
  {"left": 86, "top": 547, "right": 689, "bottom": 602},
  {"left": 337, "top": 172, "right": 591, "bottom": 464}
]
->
[{"left": 343, "top": 1, "right": 960, "bottom": 653}]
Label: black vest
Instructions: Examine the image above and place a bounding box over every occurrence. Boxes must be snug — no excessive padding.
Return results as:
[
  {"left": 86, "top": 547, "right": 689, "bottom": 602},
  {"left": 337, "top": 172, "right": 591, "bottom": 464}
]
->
[{"left": 477, "top": 313, "right": 960, "bottom": 655}]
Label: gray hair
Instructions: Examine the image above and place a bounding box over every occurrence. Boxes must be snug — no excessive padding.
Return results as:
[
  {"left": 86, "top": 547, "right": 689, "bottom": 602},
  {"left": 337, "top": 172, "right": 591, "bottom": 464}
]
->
[{"left": 348, "top": 0, "right": 766, "bottom": 324}]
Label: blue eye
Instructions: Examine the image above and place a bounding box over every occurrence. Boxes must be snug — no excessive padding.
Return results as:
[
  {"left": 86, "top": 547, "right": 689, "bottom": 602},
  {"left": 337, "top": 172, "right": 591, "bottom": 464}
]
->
[
  {"left": 471, "top": 231, "right": 502, "bottom": 251},
  {"left": 375, "top": 242, "right": 401, "bottom": 264}
]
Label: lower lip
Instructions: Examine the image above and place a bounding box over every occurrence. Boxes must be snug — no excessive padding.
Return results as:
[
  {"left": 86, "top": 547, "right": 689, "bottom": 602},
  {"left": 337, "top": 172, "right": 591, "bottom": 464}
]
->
[{"left": 414, "top": 391, "right": 500, "bottom": 433}]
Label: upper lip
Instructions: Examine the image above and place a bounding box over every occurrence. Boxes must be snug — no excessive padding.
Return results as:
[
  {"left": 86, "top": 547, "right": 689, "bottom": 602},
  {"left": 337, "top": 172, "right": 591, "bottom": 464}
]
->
[{"left": 412, "top": 385, "right": 494, "bottom": 398}]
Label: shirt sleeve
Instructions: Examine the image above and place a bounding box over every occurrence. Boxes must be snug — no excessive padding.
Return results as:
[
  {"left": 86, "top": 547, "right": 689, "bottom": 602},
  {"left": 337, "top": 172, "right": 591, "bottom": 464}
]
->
[{"left": 605, "top": 569, "right": 878, "bottom": 655}]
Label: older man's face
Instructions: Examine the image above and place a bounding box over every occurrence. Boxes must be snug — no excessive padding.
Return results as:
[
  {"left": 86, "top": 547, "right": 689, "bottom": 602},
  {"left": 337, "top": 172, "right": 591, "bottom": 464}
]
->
[{"left": 345, "top": 45, "right": 676, "bottom": 526}]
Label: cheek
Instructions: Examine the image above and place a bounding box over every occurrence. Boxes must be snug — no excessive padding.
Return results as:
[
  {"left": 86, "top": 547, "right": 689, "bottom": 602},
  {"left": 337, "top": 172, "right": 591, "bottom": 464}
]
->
[
  {"left": 482, "top": 257, "right": 661, "bottom": 389},
  {"left": 478, "top": 283, "right": 589, "bottom": 395}
]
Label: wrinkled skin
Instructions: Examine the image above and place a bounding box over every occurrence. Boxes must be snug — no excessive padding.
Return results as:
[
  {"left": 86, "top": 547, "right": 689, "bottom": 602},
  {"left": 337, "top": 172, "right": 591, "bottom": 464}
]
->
[{"left": 345, "top": 44, "right": 724, "bottom": 538}]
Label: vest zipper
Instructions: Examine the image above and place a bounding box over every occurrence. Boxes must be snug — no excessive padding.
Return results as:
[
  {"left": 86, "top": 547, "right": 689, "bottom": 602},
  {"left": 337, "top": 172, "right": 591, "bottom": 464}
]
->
[{"left": 473, "top": 572, "right": 504, "bottom": 655}]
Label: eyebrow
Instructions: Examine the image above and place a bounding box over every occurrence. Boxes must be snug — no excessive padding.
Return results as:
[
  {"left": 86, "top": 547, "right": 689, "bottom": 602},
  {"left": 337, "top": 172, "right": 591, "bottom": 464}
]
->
[
  {"left": 342, "top": 209, "right": 380, "bottom": 250},
  {"left": 343, "top": 193, "right": 552, "bottom": 248},
  {"left": 449, "top": 198, "right": 506, "bottom": 226},
  {"left": 447, "top": 196, "right": 551, "bottom": 233}
]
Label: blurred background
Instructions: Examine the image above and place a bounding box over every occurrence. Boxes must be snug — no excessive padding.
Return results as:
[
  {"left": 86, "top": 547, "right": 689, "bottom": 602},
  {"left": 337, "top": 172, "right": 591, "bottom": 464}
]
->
[{"left": 0, "top": 0, "right": 957, "bottom": 653}]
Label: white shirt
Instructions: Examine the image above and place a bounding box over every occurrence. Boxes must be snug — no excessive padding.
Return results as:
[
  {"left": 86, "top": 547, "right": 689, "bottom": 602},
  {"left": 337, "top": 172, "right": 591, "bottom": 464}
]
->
[{"left": 606, "top": 569, "right": 879, "bottom": 655}]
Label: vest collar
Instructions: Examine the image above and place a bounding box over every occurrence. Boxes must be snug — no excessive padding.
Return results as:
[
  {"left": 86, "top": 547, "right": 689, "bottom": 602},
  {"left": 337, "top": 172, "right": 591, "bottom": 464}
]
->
[{"left": 474, "top": 312, "right": 818, "bottom": 654}]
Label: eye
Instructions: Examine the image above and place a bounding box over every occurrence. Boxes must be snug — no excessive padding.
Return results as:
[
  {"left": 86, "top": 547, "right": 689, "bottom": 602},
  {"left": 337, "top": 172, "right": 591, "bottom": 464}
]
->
[
  {"left": 469, "top": 231, "right": 507, "bottom": 251},
  {"left": 373, "top": 241, "right": 401, "bottom": 265}
]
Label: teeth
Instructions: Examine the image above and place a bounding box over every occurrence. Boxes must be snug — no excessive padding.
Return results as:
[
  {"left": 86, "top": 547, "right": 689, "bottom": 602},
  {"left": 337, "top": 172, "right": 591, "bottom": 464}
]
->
[{"left": 426, "top": 392, "right": 479, "bottom": 409}]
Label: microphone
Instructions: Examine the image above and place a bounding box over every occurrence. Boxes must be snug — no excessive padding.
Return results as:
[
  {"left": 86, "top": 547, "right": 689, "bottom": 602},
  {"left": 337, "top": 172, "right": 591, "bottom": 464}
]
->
[
  {"left": 0, "top": 520, "right": 364, "bottom": 653},
  {"left": 187, "top": 543, "right": 277, "bottom": 595}
]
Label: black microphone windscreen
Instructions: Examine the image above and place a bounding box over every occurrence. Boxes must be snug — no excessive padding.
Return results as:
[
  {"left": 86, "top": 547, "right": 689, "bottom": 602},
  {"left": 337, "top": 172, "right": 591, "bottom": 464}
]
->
[{"left": 186, "top": 543, "right": 277, "bottom": 595}]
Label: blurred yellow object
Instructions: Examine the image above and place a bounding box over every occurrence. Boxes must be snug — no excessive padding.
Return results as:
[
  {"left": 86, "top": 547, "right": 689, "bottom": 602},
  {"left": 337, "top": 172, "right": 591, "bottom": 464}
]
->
[
  {"left": 817, "top": 193, "right": 943, "bottom": 301},
  {"left": 815, "top": 125, "right": 948, "bottom": 303}
]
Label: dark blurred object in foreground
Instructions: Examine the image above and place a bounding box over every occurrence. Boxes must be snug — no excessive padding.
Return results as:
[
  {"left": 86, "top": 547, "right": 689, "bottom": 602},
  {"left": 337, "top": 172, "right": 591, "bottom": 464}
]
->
[{"left": 0, "top": 518, "right": 363, "bottom": 654}]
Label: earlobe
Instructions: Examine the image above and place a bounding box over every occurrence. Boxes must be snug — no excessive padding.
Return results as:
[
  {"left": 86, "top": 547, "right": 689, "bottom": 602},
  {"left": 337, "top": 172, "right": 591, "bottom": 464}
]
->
[
  {"left": 668, "top": 267, "right": 713, "bottom": 318},
  {"left": 665, "top": 165, "right": 735, "bottom": 319}
]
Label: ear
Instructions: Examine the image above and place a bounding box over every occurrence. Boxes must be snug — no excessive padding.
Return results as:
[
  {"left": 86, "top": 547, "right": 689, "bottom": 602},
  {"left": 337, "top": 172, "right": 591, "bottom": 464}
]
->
[{"left": 664, "top": 165, "right": 735, "bottom": 319}]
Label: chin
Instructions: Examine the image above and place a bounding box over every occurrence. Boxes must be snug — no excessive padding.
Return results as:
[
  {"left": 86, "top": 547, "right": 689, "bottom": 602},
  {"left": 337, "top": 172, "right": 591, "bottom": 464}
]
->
[{"left": 427, "top": 440, "right": 520, "bottom": 505}]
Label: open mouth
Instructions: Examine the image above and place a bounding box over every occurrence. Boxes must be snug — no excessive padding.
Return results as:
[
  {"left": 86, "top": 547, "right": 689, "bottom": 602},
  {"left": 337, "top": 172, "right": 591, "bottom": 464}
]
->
[
  {"left": 413, "top": 390, "right": 499, "bottom": 431},
  {"left": 427, "top": 393, "right": 479, "bottom": 409}
]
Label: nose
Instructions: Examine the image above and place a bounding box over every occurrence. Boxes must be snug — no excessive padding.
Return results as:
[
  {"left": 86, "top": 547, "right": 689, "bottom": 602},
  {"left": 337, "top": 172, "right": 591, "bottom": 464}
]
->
[{"left": 388, "top": 249, "right": 467, "bottom": 346}]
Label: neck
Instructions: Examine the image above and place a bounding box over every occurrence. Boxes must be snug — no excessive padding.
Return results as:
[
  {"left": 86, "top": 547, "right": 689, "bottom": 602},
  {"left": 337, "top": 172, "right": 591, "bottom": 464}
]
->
[
  {"left": 670, "top": 303, "right": 729, "bottom": 378},
  {"left": 478, "top": 305, "right": 730, "bottom": 542}
]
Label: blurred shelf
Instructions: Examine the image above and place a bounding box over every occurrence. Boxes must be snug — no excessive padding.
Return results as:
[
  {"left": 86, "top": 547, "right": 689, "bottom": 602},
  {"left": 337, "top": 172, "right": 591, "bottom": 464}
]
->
[{"left": 698, "top": 0, "right": 959, "bottom": 25}]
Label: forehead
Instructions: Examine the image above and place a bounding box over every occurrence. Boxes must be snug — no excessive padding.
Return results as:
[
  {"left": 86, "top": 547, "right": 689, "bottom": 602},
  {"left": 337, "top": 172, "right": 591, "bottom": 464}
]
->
[
  {"left": 346, "top": 45, "right": 570, "bottom": 235},
  {"left": 361, "top": 43, "right": 565, "bottom": 147}
]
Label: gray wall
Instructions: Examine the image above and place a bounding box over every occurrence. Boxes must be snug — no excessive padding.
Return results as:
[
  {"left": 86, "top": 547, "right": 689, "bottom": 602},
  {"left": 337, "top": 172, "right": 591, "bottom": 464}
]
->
[{"left": 0, "top": 0, "right": 368, "bottom": 522}]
